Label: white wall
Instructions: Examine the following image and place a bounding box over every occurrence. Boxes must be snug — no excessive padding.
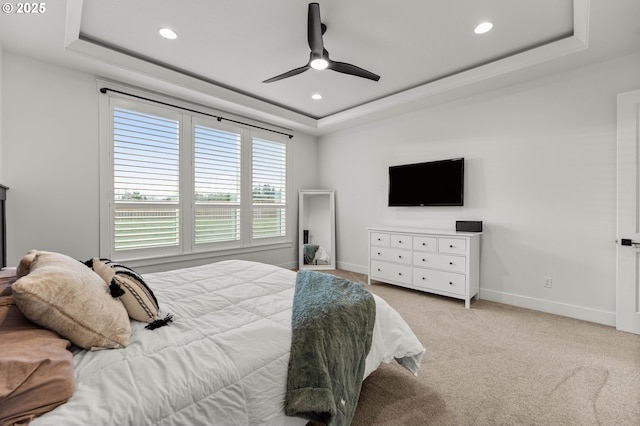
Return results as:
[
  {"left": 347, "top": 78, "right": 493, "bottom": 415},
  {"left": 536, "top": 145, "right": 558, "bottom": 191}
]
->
[
  {"left": 3, "top": 52, "right": 100, "bottom": 263},
  {"left": 318, "top": 53, "right": 640, "bottom": 325},
  {"left": 1, "top": 52, "right": 318, "bottom": 270}
]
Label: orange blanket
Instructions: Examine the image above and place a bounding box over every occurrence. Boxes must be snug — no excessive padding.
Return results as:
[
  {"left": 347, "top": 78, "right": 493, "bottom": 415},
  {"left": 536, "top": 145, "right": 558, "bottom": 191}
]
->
[{"left": 0, "top": 281, "right": 74, "bottom": 426}]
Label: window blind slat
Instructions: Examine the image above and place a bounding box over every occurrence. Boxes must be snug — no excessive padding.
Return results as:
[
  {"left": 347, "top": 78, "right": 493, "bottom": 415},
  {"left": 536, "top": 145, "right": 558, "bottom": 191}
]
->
[{"left": 194, "top": 207, "right": 241, "bottom": 243}]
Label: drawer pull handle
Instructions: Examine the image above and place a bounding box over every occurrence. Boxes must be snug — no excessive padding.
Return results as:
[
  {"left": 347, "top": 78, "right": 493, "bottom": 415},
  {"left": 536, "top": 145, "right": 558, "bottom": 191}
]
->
[
  {"left": 449, "top": 262, "right": 454, "bottom": 265},
  {"left": 422, "top": 243, "right": 426, "bottom": 246},
  {"left": 377, "top": 252, "right": 381, "bottom": 255},
  {"left": 422, "top": 277, "right": 426, "bottom": 280},
  {"left": 422, "top": 258, "right": 426, "bottom": 262},
  {"left": 398, "top": 273, "right": 402, "bottom": 276},
  {"left": 398, "top": 255, "right": 402, "bottom": 259},
  {"left": 377, "top": 268, "right": 381, "bottom": 272},
  {"left": 449, "top": 282, "right": 453, "bottom": 285},
  {"left": 450, "top": 245, "right": 454, "bottom": 248}
]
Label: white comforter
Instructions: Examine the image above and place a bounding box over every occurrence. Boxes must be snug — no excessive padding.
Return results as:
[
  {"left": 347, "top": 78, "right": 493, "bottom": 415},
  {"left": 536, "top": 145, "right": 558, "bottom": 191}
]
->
[{"left": 33, "top": 260, "right": 424, "bottom": 426}]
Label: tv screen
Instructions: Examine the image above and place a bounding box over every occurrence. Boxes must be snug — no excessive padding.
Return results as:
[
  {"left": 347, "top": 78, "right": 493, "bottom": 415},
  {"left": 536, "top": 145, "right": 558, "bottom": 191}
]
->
[{"left": 388, "top": 158, "right": 464, "bottom": 206}]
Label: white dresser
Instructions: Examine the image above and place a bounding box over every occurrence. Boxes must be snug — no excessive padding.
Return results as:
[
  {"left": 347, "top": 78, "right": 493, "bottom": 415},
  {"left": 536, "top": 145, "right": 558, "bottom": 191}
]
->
[{"left": 368, "top": 226, "right": 481, "bottom": 308}]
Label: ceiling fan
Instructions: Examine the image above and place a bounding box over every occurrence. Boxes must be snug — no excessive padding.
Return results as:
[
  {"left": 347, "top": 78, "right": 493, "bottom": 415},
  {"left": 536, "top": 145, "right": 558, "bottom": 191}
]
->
[{"left": 263, "top": 2, "right": 380, "bottom": 83}]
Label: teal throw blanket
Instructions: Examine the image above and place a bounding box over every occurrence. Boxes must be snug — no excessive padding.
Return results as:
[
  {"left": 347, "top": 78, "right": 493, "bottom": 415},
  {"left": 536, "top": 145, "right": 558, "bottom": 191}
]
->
[
  {"left": 285, "top": 270, "right": 376, "bottom": 426},
  {"left": 303, "top": 244, "right": 319, "bottom": 264}
]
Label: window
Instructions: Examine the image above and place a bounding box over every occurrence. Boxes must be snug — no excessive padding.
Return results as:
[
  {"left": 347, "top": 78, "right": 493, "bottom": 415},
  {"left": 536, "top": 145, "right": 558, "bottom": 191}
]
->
[
  {"left": 112, "top": 107, "right": 180, "bottom": 252},
  {"left": 252, "top": 137, "right": 287, "bottom": 239},
  {"left": 101, "top": 95, "right": 289, "bottom": 261},
  {"left": 194, "top": 124, "right": 242, "bottom": 244}
]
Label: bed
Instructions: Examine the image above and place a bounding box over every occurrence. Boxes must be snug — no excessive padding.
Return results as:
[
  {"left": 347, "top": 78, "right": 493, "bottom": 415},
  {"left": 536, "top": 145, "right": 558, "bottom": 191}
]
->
[{"left": 2, "top": 255, "right": 424, "bottom": 426}]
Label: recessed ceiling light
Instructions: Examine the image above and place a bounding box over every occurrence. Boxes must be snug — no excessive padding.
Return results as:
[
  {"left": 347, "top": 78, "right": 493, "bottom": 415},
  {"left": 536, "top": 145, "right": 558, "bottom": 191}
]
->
[
  {"left": 311, "top": 93, "right": 322, "bottom": 100},
  {"left": 159, "top": 27, "right": 178, "bottom": 40},
  {"left": 474, "top": 22, "right": 494, "bottom": 35}
]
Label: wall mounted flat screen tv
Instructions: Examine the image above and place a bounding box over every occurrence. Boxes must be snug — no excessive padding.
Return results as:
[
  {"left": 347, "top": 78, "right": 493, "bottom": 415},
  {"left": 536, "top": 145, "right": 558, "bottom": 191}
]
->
[{"left": 388, "top": 158, "right": 464, "bottom": 206}]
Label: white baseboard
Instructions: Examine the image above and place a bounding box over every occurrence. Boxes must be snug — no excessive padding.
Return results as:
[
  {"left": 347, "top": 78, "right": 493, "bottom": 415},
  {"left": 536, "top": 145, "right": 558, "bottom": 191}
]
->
[
  {"left": 336, "top": 261, "right": 368, "bottom": 275},
  {"left": 480, "top": 288, "right": 616, "bottom": 327},
  {"left": 330, "top": 263, "right": 616, "bottom": 327},
  {"left": 279, "top": 261, "right": 299, "bottom": 270}
]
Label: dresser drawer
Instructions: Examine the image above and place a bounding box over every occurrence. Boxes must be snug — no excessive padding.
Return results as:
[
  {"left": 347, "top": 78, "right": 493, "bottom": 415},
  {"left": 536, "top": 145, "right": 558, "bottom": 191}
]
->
[
  {"left": 370, "top": 232, "right": 390, "bottom": 247},
  {"left": 412, "top": 252, "right": 466, "bottom": 273},
  {"left": 390, "top": 234, "right": 412, "bottom": 249},
  {"left": 438, "top": 237, "right": 466, "bottom": 255},
  {"left": 370, "top": 260, "right": 412, "bottom": 285},
  {"left": 371, "top": 247, "right": 412, "bottom": 265},
  {"left": 413, "top": 236, "right": 437, "bottom": 252},
  {"left": 413, "top": 269, "right": 466, "bottom": 296}
]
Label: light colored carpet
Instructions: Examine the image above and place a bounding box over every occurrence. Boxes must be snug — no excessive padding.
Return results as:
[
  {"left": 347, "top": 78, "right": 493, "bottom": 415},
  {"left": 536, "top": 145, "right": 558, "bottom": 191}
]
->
[{"left": 324, "top": 270, "right": 640, "bottom": 426}]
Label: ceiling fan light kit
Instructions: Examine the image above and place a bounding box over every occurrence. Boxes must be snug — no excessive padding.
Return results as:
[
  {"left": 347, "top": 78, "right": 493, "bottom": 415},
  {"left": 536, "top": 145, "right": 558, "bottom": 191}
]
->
[
  {"left": 310, "top": 55, "right": 329, "bottom": 70},
  {"left": 263, "top": 2, "right": 380, "bottom": 83}
]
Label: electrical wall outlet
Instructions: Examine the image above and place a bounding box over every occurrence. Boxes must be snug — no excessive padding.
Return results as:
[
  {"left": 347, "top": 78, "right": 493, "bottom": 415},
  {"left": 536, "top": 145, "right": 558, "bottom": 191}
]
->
[{"left": 544, "top": 276, "right": 553, "bottom": 288}]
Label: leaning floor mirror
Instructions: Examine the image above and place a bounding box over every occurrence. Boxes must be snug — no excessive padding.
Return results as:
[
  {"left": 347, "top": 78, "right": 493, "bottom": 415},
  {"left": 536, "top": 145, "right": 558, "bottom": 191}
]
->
[{"left": 298, "top": 190, "right": 336, "bottom": 270}]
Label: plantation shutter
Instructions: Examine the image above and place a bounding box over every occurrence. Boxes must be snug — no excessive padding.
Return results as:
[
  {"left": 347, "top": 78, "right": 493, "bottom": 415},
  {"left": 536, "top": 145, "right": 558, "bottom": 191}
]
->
[
  {"left": 194, "top": 124, "right": 242, "bottom": 243},
  {"left": 252, "top": 137, "right": 287, "bottom": 239},
  {"left": 112, "top": 107, "right": 180, "bottom": 251}
]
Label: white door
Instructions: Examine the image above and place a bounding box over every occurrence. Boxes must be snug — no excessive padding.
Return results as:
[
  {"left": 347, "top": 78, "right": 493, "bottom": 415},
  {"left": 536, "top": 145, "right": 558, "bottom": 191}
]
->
[{"left": 616, "top": 89, "right": 640, "bottom": 334}]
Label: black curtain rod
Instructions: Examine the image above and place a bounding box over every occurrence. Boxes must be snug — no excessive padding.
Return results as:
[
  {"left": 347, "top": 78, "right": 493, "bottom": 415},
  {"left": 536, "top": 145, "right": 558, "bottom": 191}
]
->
[{"left": 99, "top": 87, "right": 293, "bottom": 139}]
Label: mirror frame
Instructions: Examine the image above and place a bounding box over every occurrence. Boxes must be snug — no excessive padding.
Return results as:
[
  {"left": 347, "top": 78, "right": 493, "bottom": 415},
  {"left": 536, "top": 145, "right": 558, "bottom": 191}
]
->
[{"left": 298, "top": 189, "right": 336, "bottom": 270}]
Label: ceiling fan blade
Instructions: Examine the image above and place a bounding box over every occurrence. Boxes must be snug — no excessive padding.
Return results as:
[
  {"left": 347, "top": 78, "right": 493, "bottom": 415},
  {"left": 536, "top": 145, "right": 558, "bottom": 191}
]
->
[
  {"left": 262, "top": 65, "right": 310, "bottom": 83},
  {"left": 329, "top": 61, "right": 381, "bottom": 81},
  {"left": 308, "top": 2, "right": 324, "bottom": 55}
]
